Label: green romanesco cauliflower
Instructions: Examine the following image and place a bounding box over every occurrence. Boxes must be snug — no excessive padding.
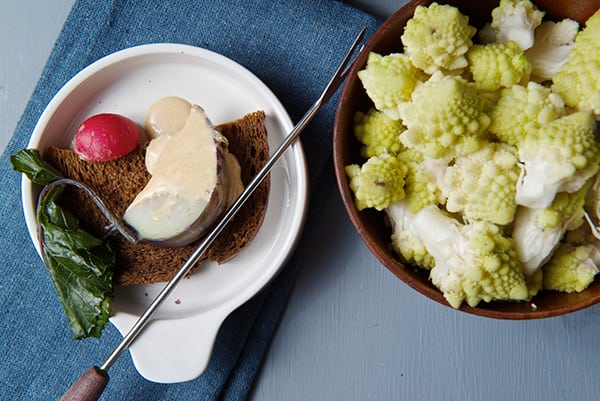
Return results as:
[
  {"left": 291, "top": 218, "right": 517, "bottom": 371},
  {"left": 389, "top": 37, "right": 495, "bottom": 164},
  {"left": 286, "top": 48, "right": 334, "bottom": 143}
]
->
[
  {"left": 400, "top": 3, "right": 476, "bottom": 74},
  {"left": 345, "top": 154, "right": 407, "bottom": 211},
  {"left": 484, "top": 0, "right": 545, "bottom": 50},
  {"left": 466, "top": 40, "right": 532, "bottom": 91},
  {"left": 357, "top": 52, "right": 427, "bottom": 120},
  {"left": 565, "top": 206, "right": 600, "bottom": 260},
  {"left": 405, "top": 205, "right": 527, "bottom": 308},
  {"left": 552, "top": 9, "right": 600, "bottom": 119},
  {"left": 440, "top": 142, "right": 520, "bottom": 225},
  {"left": 353, "top": 108, "right": 405, "bottom": 158},
  {"left": 516, "top": 111, "right": 600, "bottom": 209},
  {"left": 386, "top": 200, "right": 436, "bottom": 270},
  {"left": 489, "top": 82, "right": 566, "bottom": 147},
  {"left": 535, "top": 181, "right": 592, "bottom": 232},
  {"left": 512, "top": 178, "right": 593, "bottom": 276},
  {"left": 525, "top": 267, "right": 543, "bottom": 299},
  {"left": 583, "top": 174, "right": 600, "bottom": 238},
  {"left": 542, "top": 243, "right": 599, "bottom": 292},
  {"left": 399, "top": 72, "right": 491, "bottom": 158},
  {"left": 397, "top": 148, "right": 443, "bottom": 214}
]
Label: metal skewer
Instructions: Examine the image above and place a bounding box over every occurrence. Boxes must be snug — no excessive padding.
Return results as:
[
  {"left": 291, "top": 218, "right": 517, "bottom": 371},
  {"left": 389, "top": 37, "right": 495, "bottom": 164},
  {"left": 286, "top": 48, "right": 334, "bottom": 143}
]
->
[{"left": 59, "top": 26, "right": 367, "bottom": 401}]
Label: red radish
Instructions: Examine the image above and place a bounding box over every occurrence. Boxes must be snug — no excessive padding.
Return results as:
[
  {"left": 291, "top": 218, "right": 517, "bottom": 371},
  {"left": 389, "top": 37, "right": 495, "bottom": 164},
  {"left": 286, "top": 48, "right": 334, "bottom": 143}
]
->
[{"left": 73, "top": 113, "right": 142, "bottom": 161}]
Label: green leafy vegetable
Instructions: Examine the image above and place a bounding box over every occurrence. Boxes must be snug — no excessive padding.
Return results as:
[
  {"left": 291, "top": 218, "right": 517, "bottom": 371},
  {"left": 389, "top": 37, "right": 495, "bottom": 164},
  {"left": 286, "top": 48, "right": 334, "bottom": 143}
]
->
[
  {"left": 9, "top": 148, "right": 62, "bottom": 185},
  {"left": 11, "top": 148, "right": 115, "bottom": 339}
]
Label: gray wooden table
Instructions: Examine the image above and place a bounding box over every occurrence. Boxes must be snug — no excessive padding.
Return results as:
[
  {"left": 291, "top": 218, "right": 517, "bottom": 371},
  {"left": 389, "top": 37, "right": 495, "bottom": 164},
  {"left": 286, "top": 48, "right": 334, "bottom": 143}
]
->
[{"left": 2, "top": 1, "right": 599, "bottom": 400}]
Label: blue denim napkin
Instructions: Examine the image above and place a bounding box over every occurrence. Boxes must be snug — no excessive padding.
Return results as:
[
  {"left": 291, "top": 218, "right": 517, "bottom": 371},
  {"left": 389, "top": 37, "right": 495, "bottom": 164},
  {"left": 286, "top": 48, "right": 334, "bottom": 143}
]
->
[{"left": 0, "top": 0, "right": 380, "bottom": 400}]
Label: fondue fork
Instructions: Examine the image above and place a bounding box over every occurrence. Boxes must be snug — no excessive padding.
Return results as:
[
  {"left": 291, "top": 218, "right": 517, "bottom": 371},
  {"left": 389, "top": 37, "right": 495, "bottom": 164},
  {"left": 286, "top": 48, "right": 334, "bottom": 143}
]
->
[{"left": 59, "top": 25, "right": 367, "bottom": 401}]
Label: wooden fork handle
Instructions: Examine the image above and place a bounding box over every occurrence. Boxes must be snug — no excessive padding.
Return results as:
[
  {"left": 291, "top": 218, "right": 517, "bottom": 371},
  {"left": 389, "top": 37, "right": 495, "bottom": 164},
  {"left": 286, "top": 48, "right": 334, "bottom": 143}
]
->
[{"left": 59, "top": 366, "right": 109, "bottom": 401}]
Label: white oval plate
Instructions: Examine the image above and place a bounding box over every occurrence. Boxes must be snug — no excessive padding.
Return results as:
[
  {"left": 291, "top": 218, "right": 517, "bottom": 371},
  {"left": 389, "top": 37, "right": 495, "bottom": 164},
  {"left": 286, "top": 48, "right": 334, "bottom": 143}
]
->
[{"left": 21, "top": 44, "right": 308, "bottom": 383}]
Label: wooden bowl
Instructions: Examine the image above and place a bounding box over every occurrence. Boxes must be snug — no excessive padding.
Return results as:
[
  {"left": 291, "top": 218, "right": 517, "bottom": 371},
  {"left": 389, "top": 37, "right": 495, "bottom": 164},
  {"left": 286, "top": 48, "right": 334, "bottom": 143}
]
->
[{"left": 333, "top": 0, "right": 600, "bottom": 319}]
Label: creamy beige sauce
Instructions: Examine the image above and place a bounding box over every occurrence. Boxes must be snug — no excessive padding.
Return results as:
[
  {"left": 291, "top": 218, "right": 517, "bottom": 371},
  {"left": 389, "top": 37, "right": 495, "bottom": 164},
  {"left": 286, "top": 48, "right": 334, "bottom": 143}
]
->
[
  {"left": 143, "top": 105, "right": 219, "bottom": 202},
  {"left": 123, "top": 97, "right": 244, "bottom": 241},
  {"left": 223, "top": 151, "right": 244, "bottom": 206},
  {"left": 144, "top": 96, "right": 192, "bottom": 139}
]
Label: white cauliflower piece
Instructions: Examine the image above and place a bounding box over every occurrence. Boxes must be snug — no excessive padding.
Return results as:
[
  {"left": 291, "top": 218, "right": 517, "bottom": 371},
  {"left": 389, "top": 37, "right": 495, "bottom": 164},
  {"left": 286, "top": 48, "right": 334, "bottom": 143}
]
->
[
  {"left": 488, "top": 0, "right": 545, "bottom": 50},
  {"left": 386, "top": 200, "right": 436, "bottom": 269},
  {"left": 513, "top": 179, "right": 592, "bottom": 275},
  {"left": 525, "top": 19, "right": 579, "bottom": 82}
]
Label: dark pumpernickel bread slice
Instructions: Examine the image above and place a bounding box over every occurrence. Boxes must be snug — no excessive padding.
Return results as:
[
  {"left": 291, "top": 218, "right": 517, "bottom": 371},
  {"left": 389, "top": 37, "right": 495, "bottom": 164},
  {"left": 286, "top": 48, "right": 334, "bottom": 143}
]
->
[{"left": 44, "top": 110, "right": 270, "bottom": 286}]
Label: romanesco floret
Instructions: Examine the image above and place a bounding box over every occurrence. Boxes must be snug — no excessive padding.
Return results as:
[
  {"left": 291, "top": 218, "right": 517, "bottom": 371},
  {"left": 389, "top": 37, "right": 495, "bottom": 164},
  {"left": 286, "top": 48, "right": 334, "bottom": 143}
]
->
[
  {"left": 542, "top": 243, "right": 599, "bottom": 293},
  {"left": 583, "top": 173, "right": 600, "bottom": 233},
  {"left": 487, "top": 0, "right": 545, "bottom": 50},
  {"left": 440, "top": 142, "right": 520, "bottom": 225},
  {"left": 397, "top": 148, "right": 443, "bottom": 214},
  {"left": 345, "top": 154, "right": 407, "bottom": 211},
  {"left": 552, "top": 9, "right": 600, "bottom": 119},
  {"left": 399, "top": 72, "right": 491, "bottom": 158},
  {"left": 566, "top": 208, "right": 600, "bottom": 263},
  {"left": 489, "top": 82, "right": 565, "bottom": 147},
  {"left": 516, "top": 111, "right": 600, "bottom": 209},
  {"left": 525, "top": 267, "right": 543, "bottom": 299},
  {"left": 357, "top": 52, "right": 427, "bottom": 120},
  {"left": 386, "top": 201, "right": 436, "bottom": 270},
  {"left": 466, "top": 40, "right": 531, "bottom": 91},
  {"left": 407, "top": 205, "right": 527, "bottom": 308},
  {"left": 400, "top": 3, "right": 476, "bottom": 74},
  {"left": 536, "top": 181, "right": 591, "bottom": 232},
  {"left": 353, "top": 108, "right": 405, "bottom": 158},
  {"left": 512, "top": 178, "right": 593, "bottom": 276},
  {"left": 524, "top": 19, "right": 579, "bottom": 82}
]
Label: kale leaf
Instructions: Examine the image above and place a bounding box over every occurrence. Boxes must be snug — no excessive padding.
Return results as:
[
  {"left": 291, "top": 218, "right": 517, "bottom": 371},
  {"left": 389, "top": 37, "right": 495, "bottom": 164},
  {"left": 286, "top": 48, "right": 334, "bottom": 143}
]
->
[{"left": 11, "top": 149, "right": 115, "bottom": 339}]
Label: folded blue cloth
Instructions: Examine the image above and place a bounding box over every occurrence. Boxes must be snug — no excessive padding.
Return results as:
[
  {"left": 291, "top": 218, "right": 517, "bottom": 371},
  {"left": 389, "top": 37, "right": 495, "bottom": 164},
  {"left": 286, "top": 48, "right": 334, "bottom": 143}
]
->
[{"left": 0, "top": 0, "right": 380, "bottom": 399}]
